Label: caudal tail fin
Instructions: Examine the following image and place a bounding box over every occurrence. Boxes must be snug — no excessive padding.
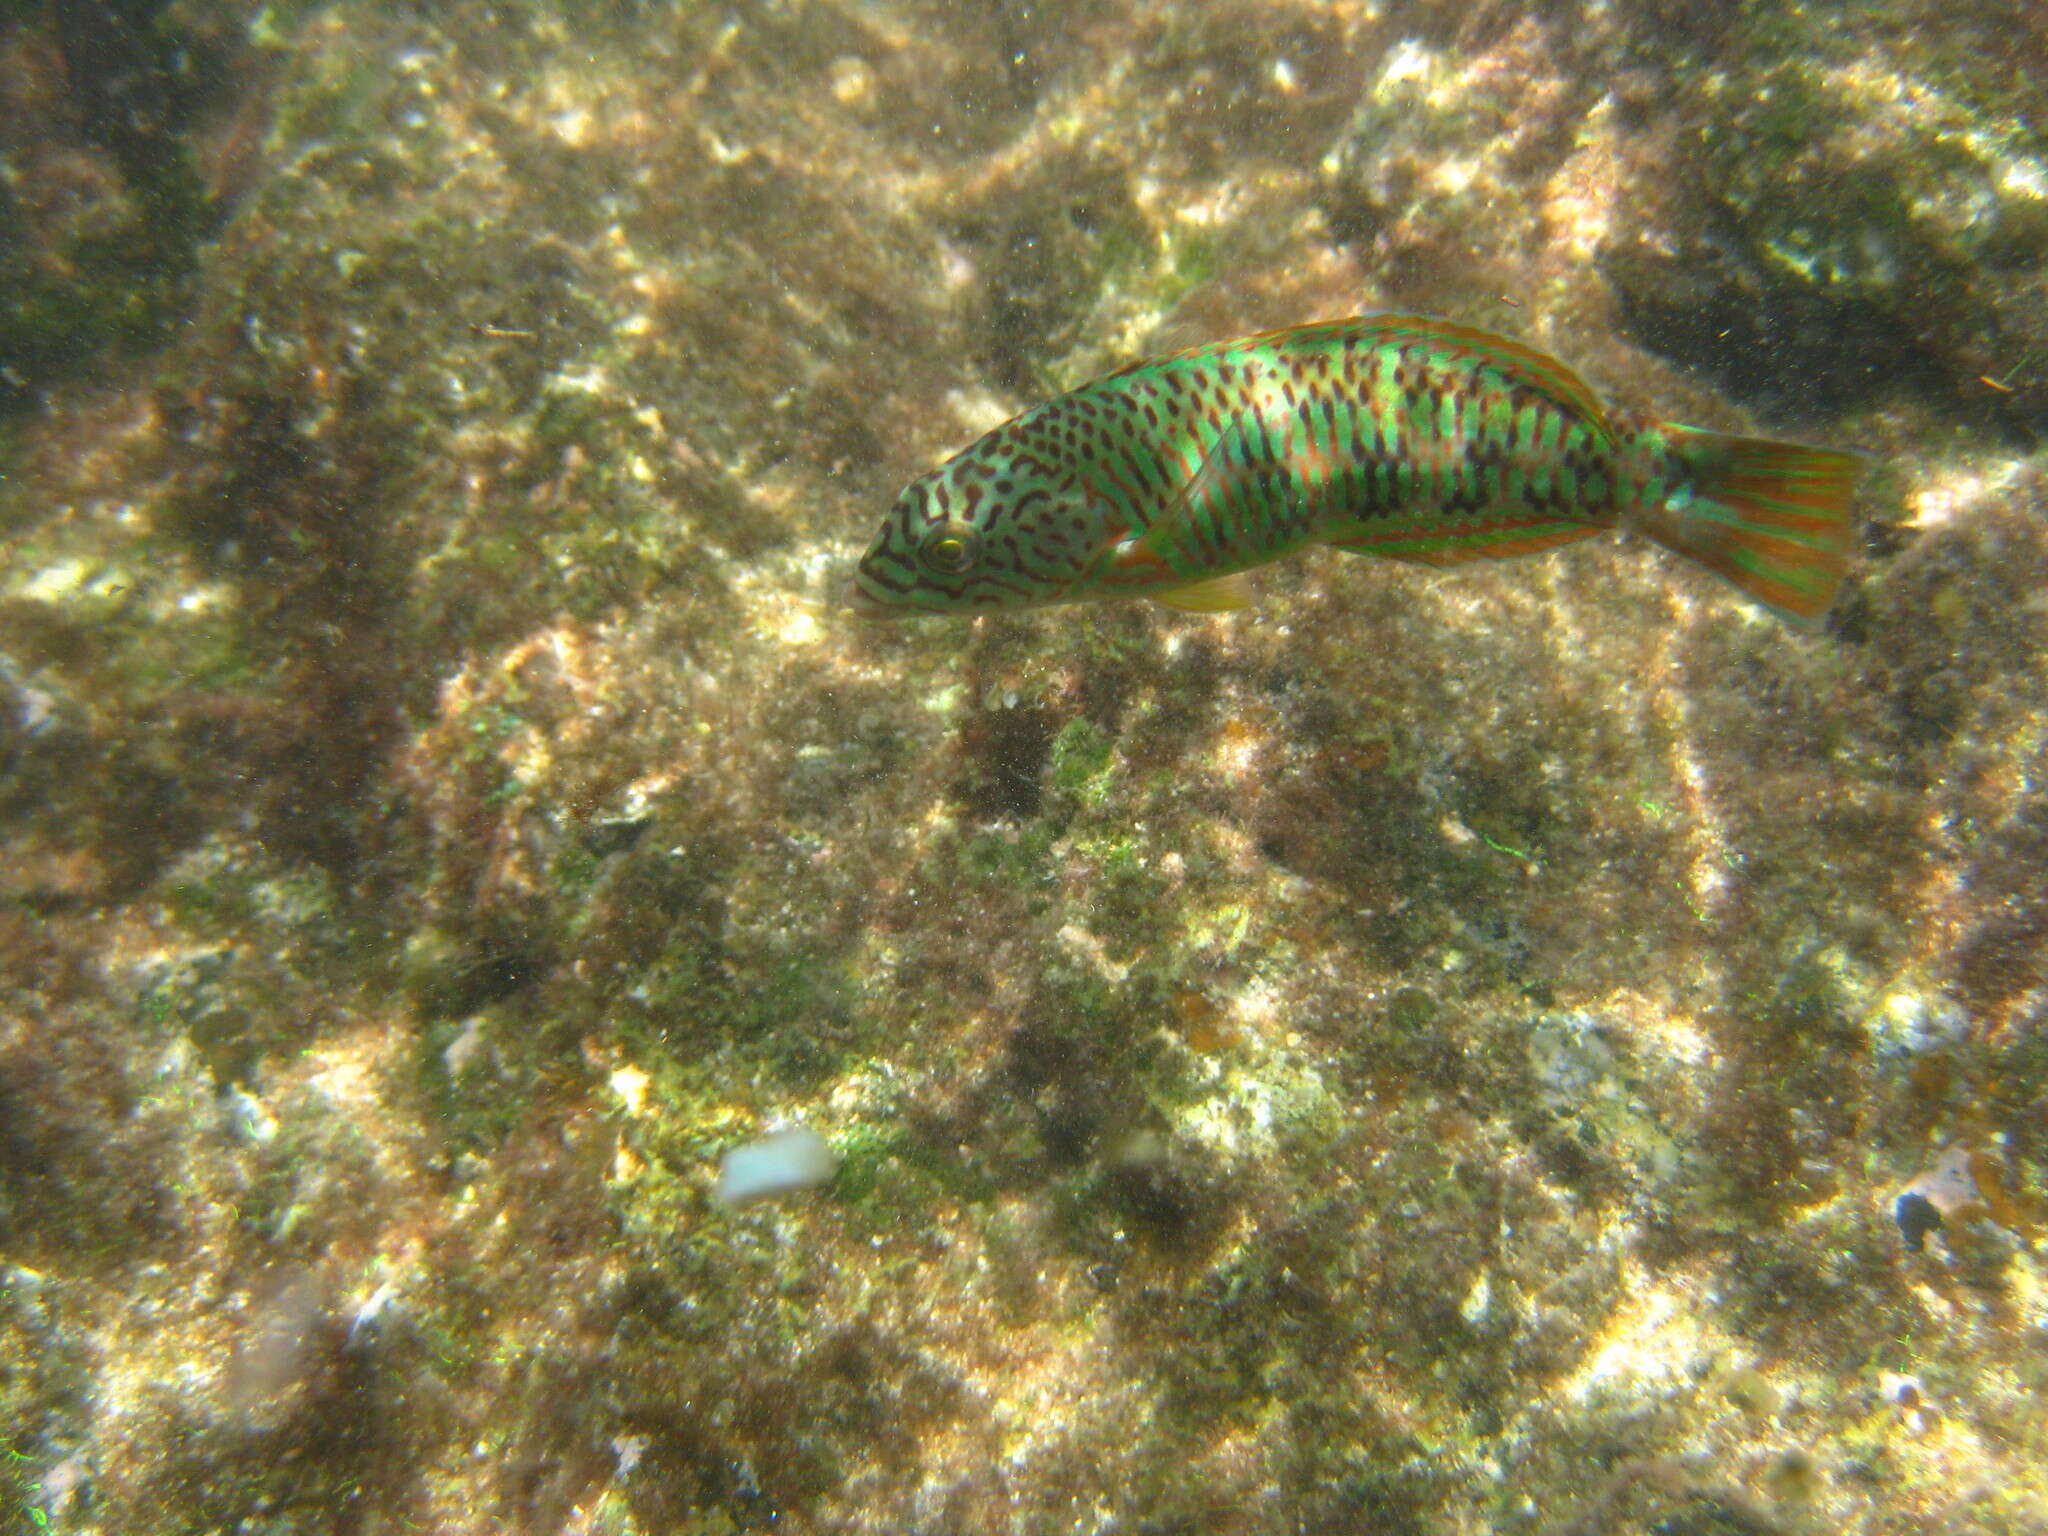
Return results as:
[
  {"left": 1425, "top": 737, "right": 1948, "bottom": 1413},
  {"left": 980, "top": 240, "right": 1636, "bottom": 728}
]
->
[{"left": 1633, "top": 425, "right": 1864, "bottom": 623}]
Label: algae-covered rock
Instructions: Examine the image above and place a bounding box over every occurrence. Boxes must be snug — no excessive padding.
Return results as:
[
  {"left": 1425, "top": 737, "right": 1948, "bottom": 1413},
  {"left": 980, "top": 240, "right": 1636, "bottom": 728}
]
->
[
  {"left": 2, "top": 0, "right": 2047, "bottom": 1533},
  {"left": 0, "top": 0, "right": 234, "bottom": 414},
  {"left": 1605, "top": 1, "right": 2048, "bottom": 430}
]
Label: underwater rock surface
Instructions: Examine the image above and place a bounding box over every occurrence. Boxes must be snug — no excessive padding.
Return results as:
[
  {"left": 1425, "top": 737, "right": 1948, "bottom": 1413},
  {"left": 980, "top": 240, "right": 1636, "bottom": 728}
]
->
[{"left": 2, "top": 2, "right": 2045, "bottom": 1534}]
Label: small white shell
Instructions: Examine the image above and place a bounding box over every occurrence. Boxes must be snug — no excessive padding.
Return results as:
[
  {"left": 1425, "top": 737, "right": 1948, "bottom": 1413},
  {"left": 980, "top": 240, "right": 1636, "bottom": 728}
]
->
[{"left": 714, "top": 1126, "right": 838, "bottom": 1209}]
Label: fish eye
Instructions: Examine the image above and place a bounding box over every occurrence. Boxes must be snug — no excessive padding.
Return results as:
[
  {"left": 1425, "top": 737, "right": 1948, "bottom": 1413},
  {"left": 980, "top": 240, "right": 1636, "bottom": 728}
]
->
[{"left": 919, "top": 522, "right": 982, "bottom": 575}]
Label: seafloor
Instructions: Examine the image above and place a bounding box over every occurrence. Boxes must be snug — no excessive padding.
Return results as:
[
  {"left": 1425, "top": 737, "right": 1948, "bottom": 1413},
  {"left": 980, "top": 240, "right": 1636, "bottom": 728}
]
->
[{"left": 2, "top": 2, "right": 2046, "bottom": 1533}]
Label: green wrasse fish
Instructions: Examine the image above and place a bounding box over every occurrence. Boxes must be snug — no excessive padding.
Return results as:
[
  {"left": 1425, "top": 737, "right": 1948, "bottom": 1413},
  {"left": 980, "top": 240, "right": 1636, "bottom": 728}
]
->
[{"left": 849, "top": 314, "right": 1862, "bottom": 621}]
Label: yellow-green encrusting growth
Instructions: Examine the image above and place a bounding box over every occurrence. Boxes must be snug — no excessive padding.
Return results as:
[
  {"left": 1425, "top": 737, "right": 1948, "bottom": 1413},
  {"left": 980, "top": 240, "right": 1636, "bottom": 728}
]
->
[{"left": 852, "top": 314, "right": 1863, "bottom": 622}]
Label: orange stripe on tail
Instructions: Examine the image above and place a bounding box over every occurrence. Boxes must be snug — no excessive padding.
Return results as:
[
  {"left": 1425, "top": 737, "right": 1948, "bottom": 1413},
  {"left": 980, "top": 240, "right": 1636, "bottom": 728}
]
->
[{"left": 1633, "top": 425, "right": 1864, "bottom": 623}]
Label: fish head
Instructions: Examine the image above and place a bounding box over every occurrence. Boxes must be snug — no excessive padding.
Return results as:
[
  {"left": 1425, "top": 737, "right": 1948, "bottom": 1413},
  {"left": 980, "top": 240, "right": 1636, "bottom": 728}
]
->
[{"left": 848, "top": 438, "right": 1108, "bottom": 615}]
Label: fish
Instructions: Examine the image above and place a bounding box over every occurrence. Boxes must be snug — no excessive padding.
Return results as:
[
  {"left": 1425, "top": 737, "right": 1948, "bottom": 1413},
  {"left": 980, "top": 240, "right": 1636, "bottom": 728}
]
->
[{"left": 848, "top": 313, "right": 1863, "bottom": 622}]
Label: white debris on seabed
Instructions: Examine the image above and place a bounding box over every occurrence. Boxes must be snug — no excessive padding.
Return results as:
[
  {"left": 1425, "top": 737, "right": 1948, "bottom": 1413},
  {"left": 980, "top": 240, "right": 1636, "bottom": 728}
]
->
[{"left": 714, "top": 1124, "right": 838, "bottom": 1209}]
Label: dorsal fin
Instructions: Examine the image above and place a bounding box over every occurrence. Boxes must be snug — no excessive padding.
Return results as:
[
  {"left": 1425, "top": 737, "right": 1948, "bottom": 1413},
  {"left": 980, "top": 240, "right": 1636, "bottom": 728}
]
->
[
  {"left": 1219, "top": 312, "right": 1610, "bottom": 424},
  {"left": 1363, "top": 314, "right": 1608, "bottom": 421}
]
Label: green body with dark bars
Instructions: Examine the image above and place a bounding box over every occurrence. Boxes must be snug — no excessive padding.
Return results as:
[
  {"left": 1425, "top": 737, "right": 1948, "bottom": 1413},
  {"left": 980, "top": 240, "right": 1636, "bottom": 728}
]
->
[{"left": 850, "top": 313, "right": 1863, "bottom": 622}]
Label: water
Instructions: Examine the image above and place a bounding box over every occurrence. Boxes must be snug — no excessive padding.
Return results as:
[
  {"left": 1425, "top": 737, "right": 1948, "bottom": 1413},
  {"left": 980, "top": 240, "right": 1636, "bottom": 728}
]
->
[{"left": 2, "top": 2, "right": 2045, "bottom": 1532}]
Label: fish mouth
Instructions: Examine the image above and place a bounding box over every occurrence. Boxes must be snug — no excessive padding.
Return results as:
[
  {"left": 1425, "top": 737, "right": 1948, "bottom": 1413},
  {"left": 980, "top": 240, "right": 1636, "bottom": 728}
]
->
[{"left": 839, "top": 573, "right": 903, "bottom": 619}]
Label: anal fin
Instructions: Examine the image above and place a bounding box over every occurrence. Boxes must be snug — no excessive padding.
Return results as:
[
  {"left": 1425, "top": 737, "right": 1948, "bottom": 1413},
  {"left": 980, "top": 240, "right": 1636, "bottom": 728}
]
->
[
  {"left": 1151, "top": 571, "right": 1255, "bottom": 611},
  {"left": 1328, "top": 517, "right": 1604, "bottom": 567}
]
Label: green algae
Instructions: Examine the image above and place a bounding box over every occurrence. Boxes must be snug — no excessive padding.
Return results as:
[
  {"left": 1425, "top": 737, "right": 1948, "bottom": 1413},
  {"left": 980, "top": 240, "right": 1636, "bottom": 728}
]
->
[
  {"left": 832, "top": 1117, "right": 999, "bottom": 1225},
  {"left": 0, "top": 117, "right": 214, "bottom": 415},
  {"left": 0, "top": 1266, "right": 86, "bottom": 1536},
  {"left": 956, "top": 821, "right": 1058, "bottom": 896},
  {"left": 1385, "top": 985, "right": 1439, "bottom": 1032},
  {"left": 1048, "top": 716, "right": 1117, "bottom": 802}
]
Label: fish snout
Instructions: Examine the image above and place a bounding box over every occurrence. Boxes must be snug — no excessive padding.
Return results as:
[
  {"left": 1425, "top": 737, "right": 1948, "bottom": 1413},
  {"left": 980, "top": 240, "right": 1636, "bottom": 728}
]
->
[{"left": 839, "top": 571, "right": 902, "bottom": 619}]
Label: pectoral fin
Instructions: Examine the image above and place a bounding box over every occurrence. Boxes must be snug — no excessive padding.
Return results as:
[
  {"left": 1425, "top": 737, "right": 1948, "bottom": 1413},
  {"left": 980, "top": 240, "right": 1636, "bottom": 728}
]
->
[{"left": 1126, "top": 412, "right": 1287, "bottom": 565}]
